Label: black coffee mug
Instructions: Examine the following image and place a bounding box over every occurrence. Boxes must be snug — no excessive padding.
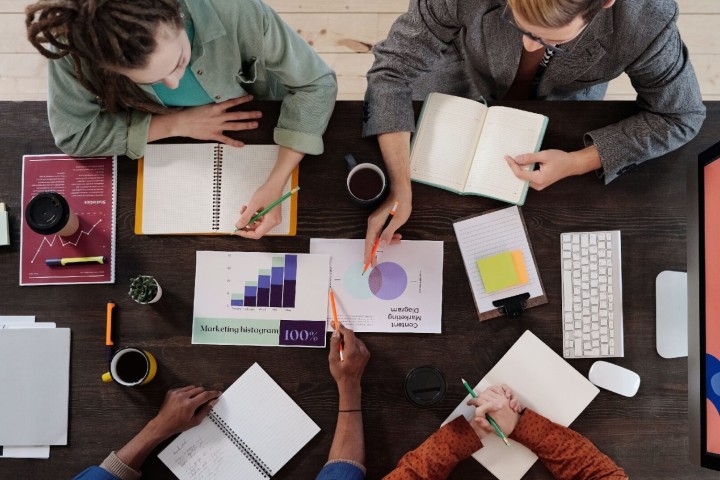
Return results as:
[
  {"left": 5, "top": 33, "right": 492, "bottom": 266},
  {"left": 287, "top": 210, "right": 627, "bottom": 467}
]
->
[{"left": 345, "top": 154, "right": 388, "bottom": 208}]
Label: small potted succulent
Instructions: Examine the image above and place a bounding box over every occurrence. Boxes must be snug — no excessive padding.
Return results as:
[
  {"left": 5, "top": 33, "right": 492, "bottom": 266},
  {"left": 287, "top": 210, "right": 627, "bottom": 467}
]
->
[{"left": 129, "top": 275, "right": 162, "bottom": 304}]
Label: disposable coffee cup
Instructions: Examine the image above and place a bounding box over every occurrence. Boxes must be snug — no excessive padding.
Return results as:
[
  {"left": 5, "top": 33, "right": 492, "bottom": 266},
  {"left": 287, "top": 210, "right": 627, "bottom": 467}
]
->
[
  {"left": 102, "top": 347, "right": 158, "bottom": 387},
  {"left": 345, "top": 154, "right": 388, "bottom": 208},
  {"left": 25, "top": 191, "right": 80, "bottom": 237},
  {"left": 404, "top": 365, "right": 447, "bottom": 407}
]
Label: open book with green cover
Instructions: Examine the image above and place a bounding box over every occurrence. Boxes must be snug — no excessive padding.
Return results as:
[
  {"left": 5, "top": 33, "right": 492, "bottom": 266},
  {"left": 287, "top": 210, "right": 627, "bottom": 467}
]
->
[{"left": 409, "top": 93, "right": 549, "bottom": 205}]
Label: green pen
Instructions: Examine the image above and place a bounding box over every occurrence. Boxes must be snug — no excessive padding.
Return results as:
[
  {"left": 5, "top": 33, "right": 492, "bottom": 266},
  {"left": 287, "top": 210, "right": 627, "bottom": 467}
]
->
[
  {"left": 233, "top": 186, "right": 300, "bottom": 233},
  {"left": 462, "top": 378, "right": 510, "bottom": 447}
]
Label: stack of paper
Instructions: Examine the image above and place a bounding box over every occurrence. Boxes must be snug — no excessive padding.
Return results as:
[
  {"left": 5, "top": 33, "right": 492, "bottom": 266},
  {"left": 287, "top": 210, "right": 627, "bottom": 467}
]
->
[{"left": 0, "top": 316, "right": 70, "bottom": 459}]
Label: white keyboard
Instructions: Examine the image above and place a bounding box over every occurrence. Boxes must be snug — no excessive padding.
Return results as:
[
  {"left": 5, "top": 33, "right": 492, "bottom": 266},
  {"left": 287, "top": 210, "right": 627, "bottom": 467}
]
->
[{"left": 561, "top": 230, "right": 624, "bottom": 359}]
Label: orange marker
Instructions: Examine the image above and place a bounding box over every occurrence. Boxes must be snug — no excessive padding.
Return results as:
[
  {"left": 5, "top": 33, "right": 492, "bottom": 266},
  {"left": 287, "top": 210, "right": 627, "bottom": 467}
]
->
[
  {"left": 362, "top": 201, "right": 399, "bottom": 275},
  {"left": 105, "top": 302, "right": 115, "bottom": 364},
  {"left": 328, "top": 288, "right": 343, "bottom": 361}
]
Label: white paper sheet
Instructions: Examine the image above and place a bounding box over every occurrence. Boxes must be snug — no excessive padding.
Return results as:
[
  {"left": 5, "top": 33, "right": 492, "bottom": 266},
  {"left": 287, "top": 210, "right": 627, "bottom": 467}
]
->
[{"left": 310, "top": 239, "right": 443, "bottom": 333}]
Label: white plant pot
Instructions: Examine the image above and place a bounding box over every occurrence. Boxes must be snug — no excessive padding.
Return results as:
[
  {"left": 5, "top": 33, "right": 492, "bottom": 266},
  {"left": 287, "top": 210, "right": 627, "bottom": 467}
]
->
[
  {"left": 146, "top": 284, "right": 162, "bottom": 304},
  {"left": 132, "top": 280, "right": 162, "bottom": 304}
]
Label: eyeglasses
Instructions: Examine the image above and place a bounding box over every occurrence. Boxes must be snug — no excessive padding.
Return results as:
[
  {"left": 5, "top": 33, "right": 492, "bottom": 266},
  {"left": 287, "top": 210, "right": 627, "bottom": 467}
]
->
[{"left": 501, "top": 4, "right": 595, "bottom": 56}]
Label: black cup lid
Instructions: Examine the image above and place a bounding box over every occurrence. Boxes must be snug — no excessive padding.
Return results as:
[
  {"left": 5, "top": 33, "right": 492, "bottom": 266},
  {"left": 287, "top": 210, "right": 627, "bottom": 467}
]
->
[
  {"left": 404, "top": 365, "right": 447, "bottom": 407},
  {"left": 25, "top": 191, "right": 70, "bottom": 235}
]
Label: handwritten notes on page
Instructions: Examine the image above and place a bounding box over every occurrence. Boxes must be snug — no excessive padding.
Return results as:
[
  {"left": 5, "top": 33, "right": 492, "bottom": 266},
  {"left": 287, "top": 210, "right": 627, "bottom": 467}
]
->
[{"left": 158, "top": 363, "right": 319, "bottom": 480}]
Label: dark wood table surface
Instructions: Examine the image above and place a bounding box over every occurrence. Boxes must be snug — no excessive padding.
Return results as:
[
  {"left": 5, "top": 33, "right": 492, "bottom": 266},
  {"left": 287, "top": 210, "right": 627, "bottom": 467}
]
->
[{"left": 1, "top": 101, "right": 719, "bottom": 480}]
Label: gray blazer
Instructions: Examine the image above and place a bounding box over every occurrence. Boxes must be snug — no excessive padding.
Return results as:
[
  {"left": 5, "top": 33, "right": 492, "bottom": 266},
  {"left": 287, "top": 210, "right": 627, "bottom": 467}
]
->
[{"left": 364, "top": 0, "right": 706, "bottom": 183}]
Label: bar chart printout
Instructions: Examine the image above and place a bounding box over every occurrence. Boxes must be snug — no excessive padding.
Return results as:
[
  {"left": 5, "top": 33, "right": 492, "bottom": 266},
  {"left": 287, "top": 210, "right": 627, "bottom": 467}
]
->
[
  {"left": 192, "top": 251, "right": 329, "bottom": 347},
  {"left": 230, "top": 256, "right": 297, "bottom": 308}
]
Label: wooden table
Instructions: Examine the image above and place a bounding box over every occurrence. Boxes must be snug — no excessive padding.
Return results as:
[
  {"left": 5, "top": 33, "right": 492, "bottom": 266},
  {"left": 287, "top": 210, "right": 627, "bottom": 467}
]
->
[{"left": 1, "top": 101, "right": 719, "bottom": 479}]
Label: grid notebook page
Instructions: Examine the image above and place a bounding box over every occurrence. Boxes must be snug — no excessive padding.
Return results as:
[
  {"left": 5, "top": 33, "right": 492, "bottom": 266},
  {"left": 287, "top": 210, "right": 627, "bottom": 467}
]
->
[
  {"left": 453, "top": 206, "right": 543, "bottom": 314},
  {"left": 142, "top": 144, "right": 215, "bottom": 234},
  {"left": 214, "top": 363, "right": 320, "bottom": 474},
  {"left": 217, "top": 145, "right": 292, "bottom": 234}
]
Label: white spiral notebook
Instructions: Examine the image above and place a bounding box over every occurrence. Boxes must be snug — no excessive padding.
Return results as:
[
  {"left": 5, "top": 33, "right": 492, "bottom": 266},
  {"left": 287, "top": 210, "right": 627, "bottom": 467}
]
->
[
  {"left": 135, "top": 144, "right": 298, "bottom": 235},
  {"left": 158, "top": 363, "right": 319, "bottom": 479}
]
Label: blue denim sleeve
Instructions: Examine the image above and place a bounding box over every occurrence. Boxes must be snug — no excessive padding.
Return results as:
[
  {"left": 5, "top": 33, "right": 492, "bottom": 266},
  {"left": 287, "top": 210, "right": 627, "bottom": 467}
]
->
[
  {"left": 315, "top": 461, "right": 366, "bottom": 480},
  {"left": 72, "top": 466, "right": 120, "bottom": 480}
]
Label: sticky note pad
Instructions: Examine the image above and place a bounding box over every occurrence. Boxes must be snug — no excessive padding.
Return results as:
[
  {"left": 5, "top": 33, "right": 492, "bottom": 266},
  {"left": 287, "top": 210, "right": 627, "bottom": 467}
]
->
[
  {"left": 511, "top": 250, "right": 529, "bottom": 284},
  {"left": 476, "top": 250, "right": 528, "bottom": 293}
]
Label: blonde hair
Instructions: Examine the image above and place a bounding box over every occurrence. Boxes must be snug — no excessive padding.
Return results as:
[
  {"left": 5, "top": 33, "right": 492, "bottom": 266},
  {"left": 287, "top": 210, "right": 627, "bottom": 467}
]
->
[{"left": 507, "top": 0, "right": 604, "bottom": 29}]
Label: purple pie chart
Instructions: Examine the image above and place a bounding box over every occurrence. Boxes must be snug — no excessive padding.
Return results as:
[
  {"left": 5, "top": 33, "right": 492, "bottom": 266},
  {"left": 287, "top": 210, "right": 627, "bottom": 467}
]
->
[{"left": 368, "top": 262, "right": 408, "bottom": 300}]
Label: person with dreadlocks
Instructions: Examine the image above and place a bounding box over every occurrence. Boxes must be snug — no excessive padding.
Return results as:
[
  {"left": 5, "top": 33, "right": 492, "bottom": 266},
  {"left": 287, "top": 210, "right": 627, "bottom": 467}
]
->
[{"left": 26, "top": 0, "right": 337, "bottom": 238}]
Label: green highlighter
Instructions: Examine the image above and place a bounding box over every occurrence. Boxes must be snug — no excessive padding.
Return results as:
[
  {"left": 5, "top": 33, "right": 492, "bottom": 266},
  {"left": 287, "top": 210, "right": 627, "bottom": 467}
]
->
[{"left": 476, "top": 250, "right": 528, "bottom": 293}]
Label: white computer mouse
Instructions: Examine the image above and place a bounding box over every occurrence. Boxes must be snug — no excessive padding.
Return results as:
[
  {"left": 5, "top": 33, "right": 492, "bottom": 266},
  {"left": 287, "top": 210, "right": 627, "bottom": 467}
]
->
[{"left": 588, "top": 361, "right": 640, "bottom": 397}]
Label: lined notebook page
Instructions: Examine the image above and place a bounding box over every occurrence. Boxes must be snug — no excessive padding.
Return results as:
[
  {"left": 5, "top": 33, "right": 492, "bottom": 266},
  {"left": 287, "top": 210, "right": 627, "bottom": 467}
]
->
[
  {"left": 453, "top": 206, "right": 543, "bottom": 314},
  {"left": 464, "top": 107, "right": 546, "bottom": 203},
  {"left": 217, "top": 145, "right": 291, "bottom": 234},
  {"left": 410, "top": 93, "right": 487, "bottom": 191},
  {"left": 442, "top": 331, "right": 599, "bottom": 480},
  {"left": 142, "top": 144, "right": 215, "bottom": 233},
  {"left": 159, "top": 363, "right": 319, "bottom": 480}
]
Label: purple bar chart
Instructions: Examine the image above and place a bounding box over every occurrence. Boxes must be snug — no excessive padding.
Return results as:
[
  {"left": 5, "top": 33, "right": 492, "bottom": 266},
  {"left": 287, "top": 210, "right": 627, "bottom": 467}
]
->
[{"left": 230, "top": 255, "right": 298, "bottom": 308}]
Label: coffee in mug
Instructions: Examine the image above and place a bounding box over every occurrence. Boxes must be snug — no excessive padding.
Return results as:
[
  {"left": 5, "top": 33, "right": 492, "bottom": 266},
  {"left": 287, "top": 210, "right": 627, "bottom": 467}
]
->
[
  {"left": 25, "top": 191, "right": 80, "bottom": 237},
  {"left": 345, "top": 154, "right": 387, "bottom": 207},
  {"left": 102, "top": 347, "right": 157, "bottom": 387}
]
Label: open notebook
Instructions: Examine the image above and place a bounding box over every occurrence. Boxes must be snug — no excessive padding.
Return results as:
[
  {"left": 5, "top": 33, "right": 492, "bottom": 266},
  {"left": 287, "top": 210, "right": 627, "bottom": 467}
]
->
[
  {"left": 135, "top": 144, "right": 298, "bottom": 235},
  {"left": 410, "top": 93, "right": 547, "bottom": 205},
  {"left": 158, "top": 363, "right": 319, "bottom": 479},
  {"left": 443, "top": 331, "right": 599, "bottom": 480}
]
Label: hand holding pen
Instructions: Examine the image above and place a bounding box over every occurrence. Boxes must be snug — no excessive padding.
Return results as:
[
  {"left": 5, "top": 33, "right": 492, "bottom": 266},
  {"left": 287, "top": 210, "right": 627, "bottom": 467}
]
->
[
  {"left": 463, "top": 380, "right": 520, "bottom": 446},
  {"left": 328, "top": 288, "right": 344, "bottom": 361},
  {"left": 328, "top": 323, "right": 370, "bottom": 393},
  {"left": 362, "top": 201, "right": 399, "bottom": 274},
  {"left": 234, "top": 186, "right": 299, "bottom": 239}
]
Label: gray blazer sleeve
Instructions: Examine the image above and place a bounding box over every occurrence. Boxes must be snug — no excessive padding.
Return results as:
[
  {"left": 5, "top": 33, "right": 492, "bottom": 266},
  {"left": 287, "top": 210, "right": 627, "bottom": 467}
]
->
[
  {"left": 584, "top": 4, "right": 705, "bottom": 183},
  {"left": 363, "top": 0, "right": 461, "bottom": 137}
]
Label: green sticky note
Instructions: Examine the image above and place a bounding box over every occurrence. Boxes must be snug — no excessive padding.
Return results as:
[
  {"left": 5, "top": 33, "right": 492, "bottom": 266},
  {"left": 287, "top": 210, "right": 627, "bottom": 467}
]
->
[{"left": 476, "top": 252, "right": 521, "bottom": 293}]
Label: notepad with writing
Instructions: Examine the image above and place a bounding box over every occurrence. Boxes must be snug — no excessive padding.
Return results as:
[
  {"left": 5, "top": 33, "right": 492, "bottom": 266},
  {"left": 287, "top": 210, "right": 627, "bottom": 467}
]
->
[
  {"left": 410, "top": 92, "right": 548, "bottom": 205},
  {"left": 135, "top": 144, "right": 298, "bottom": 235},
  {"left": 453, "top": 206, "right": 546, "bottom": 320},
  {"left": 443, "top": 330, "right": 599, "bottom": 480},
  {"left": 158, "top": 363, "right": 319, "bottom": 480}
]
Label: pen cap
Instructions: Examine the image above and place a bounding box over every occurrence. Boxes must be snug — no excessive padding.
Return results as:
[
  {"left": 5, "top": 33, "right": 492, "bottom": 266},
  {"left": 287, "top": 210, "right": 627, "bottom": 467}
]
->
[{"left": 404, "top": 365, "right": 447, "bottom": 407}]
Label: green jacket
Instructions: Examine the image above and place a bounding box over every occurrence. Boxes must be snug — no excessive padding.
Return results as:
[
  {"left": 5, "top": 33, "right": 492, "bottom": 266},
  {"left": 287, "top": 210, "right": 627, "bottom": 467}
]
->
[{"left": 47, "top": 0, "right": 337, "bottom": 158}]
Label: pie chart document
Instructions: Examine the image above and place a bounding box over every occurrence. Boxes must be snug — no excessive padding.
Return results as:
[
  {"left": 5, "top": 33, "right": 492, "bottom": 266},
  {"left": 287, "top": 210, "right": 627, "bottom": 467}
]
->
[{"left": 310, "top": 238, "right": 443, "bottom": 333}]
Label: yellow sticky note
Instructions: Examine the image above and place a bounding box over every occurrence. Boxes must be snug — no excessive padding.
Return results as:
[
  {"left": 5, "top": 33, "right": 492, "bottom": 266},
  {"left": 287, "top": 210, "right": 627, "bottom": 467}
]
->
[{"left": 476, "top": 250, "right": 528, "bottom": 293}]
